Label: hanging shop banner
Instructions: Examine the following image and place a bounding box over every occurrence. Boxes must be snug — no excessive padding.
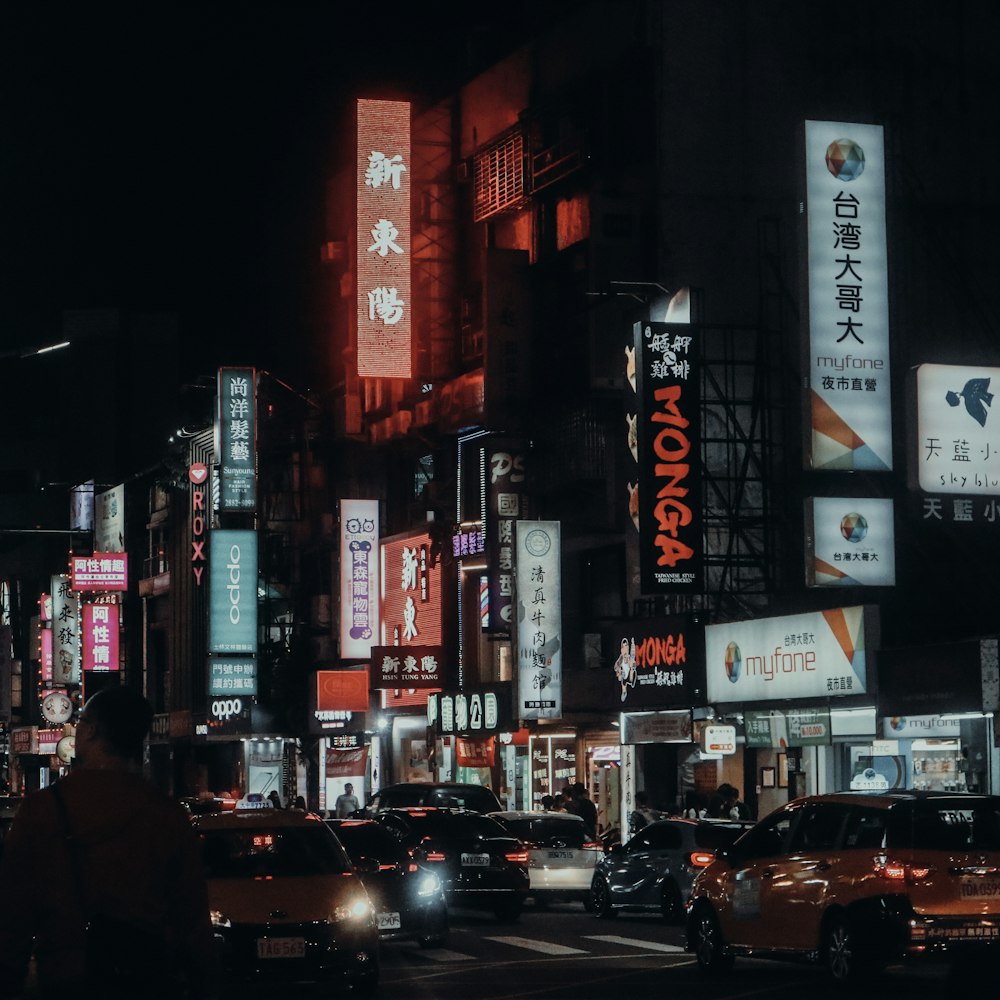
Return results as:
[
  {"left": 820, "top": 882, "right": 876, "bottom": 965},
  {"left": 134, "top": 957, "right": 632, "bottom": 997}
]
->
[
  {"left": 371, "top": 645, "right": 442, "bottom": 688},
  {"left": 208, "top": 657, "right": 258, "bottom": 697},
  {"left": 621, "top": 710, "right": 692, "bottom": 746},
  {"left": 706, "top": 605, "right": 876, "bottom": 704},
  {"left": 190, "top": 463, "right": 209, "bottom": 587},
  {"left": 356, "top": 98, "right": 412, "bottom": 378},
  {"left": 483, "top": 438, "right": 529, "bottom": 635},
  {"left": 633, "top": 321, "right": 702, "bottom": 592},
  {"left": 217, "top": 367, "right": 257, "bottom": 511},
  {"left": 70, "top": 553, "right": 128, "bottom": 592},
  {"left": 51, "top": 573, "right": 80, "bottom": 685},
  {"left": 805, "top": 497, "right": 896, "bottom": 587},
  {"left": 208, "top": 530, "right": 258, "bottom": 654},
  {"left": 95, "top": 484, "right": 125, "bottom": 552},
  {"left": 316, "top": 669, "right": 370, "bottom": 713},
  {"left": 456, "top": 736, "right": 495, "bottom": 769},
  {"left": 915, "top": 363, "right": 1000, "bottom": 495},
  {"left": 326, "top": 745, "right": 369, "bottom": 780},
  {"left": 599, "top": 616, "right": 703, "bottom": 709},
  {"left": 82, "top": 603, "right": 119, "bottom": 672},
  {"left": 805, "top": 120, "right": 891, "bottom": 472},
  {"left": 380, "top": 530, "right": 441, "bottom": 646},
  {"left": 340, "top": 499, "right": 380, "bottom": 659},
  {"left": 745, "top": 707, "right": 832, "bottom": 748},
  {"left": 40, "top": 626, "right": 53, "bottom": 683},
  {"left": 515, "top": 521, "right": 562, "bottom": 720}
]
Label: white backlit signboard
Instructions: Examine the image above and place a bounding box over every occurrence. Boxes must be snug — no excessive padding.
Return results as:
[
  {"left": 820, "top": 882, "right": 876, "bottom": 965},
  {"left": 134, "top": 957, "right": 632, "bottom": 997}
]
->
[
  {"left": 340, "top": 499, "right": 380, "bottom": 659},
  {"left": 51, "top": 573, "right": 80, "bottom": 685},
  {"left": 217, "top": 367, "right": 257, "bottom": 511},
  {"left": 805, "top": 121, "right": 891, "bottom": 471},
  {"left": 706, "top": 605, "right": 875, "bottom": 704},
  {"left": 515, "top": 521, "right": 562, "bottom": 720},
  {"left": 805, "top": 497, "right": 896, "bottom": 587},
  {"left": 917, "top": 364, "right": 1000, "bottom": 495},
  {"left": 357, "top": 98, "right": 411, "bottom": 378}
]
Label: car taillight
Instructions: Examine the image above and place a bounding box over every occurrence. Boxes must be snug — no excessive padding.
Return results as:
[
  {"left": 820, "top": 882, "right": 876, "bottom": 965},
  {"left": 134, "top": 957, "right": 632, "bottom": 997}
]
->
[
  {"left": 424, "top": 851, "right": 447, "bottom": 862},
  {"left": 688, "top": 851, "right": 715, "bottom": 868},
  {"left": 407, "top": 862, "right": 419, "bottom": 873},
  {"left": 583, "top": 841, "right": 602, "bottom": 851},
  {"left": 377, "top": 863, "right": 397, "bottom": 871},
  {"left": 505, "top": 850, "right": 529, "bottom": 864},
  {"left": 874, "top": 855, "right": 936, "bottom": 883}
]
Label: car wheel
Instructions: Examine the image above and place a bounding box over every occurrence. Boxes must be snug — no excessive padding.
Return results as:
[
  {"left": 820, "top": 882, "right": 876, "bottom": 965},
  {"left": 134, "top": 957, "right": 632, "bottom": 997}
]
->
[
  {"left": 494, "top": 899, "right": 523, "bottom": 922},
  {"left": 691, "top": 905, "right": 733, "bottom": 976},
  {"left": 590, "top": 876, "right": 616, "bottom": 919},
  {"left": 824, "top": 913, "right": 876, "bottom": 987},
  {"left": 660, "top": 879, "right": 683, "bottom": 923}
]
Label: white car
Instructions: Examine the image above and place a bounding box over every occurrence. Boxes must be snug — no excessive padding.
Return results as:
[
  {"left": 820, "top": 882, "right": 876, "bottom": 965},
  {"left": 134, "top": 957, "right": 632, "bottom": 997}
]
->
[{"left": 490, "top": 810, "right": 603, "bottom": 906}]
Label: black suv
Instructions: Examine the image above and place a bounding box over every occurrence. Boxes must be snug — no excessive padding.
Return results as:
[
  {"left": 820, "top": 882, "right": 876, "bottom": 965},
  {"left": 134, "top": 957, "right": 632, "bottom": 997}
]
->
[{"left": 366, "top": 782, "right": 503, "bottom": 815}]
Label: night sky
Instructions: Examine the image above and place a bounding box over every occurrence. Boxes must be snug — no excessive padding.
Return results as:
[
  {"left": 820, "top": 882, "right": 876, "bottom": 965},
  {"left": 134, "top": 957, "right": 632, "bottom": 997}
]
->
[{"left": 1, "top": 5, "right": 536, "bottom": 386}]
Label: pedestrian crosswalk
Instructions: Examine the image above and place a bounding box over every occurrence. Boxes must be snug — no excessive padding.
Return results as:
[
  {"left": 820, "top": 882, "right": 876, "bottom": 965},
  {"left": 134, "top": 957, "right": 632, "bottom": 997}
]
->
[{"left": 387, "top": 931, "right": 686, "bottom": 964}]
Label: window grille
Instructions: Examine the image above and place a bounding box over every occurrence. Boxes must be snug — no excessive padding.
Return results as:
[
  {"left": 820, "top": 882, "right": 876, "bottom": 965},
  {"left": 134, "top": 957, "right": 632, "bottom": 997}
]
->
[{"left": 473, "top": 130, "right": 525, "bottom": 222}]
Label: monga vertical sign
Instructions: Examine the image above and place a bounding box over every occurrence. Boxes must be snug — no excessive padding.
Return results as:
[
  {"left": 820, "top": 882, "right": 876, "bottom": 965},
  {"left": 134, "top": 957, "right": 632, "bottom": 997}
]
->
[
  {"left": 805, "top": 121, "right": 891, "bottom": 471},
  {"left": 356, "top": 98, "right": 411, "bottom": 378},
  {"left": 209, "top": 530, "right": 258, "bottom": 654},
  {"left": 217, "top": 367, "right": 257, "bottom": 511},
  {"left": 634, "top": 322, "right": 702, "bottom": 592}
]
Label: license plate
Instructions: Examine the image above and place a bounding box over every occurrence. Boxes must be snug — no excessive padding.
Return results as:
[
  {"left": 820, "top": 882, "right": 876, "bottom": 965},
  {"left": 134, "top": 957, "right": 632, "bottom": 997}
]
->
[
  {"left": 960, "top": 878, "right": 1000, "bottom": 899},
  {"left": 547, "top": 850, "right": 573, "bottom": 860},
  {"left": 377, "top": 911, "right": 401, "bottom": 930},
  {"left": 461, "top": 852, "right": 490, "bottom": 867},
  {"left": 257, "top": 937, "right": 306, "bottom": 959}
]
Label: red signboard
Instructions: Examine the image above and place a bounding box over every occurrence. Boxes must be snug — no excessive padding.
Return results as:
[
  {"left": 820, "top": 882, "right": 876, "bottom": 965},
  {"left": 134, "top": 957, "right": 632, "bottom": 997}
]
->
[
  {"left": 40, "top": 627, "right": 53, "bottom": 682},
  {"left": 356, "top": 98, "right": 411, "bottom": 378},
  {"left": 326, "top": 746, "right": 369, "bottom": 780},
  {"left": 316, "top": 670, "right": 370, "bottom": 713},
  {"left": 380, "top": 531, "right": 441, "bottom": 646},
  {"left": 70, "top": 553, "right": 128, "bottom": 592},
  {"left": 82, "top": 603, "right": 120, "bottom": 672},
  {"left": 456, "top": 736, "right": 495, "bottom": 768}
]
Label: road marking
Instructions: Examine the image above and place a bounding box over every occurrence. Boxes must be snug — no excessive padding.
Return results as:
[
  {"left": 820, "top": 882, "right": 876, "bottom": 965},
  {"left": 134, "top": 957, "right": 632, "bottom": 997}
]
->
[
  {"left": 406, "top": 947, "right": 475, "bottom": 962},
  {"left": 485, "top": 935, "right": 589, "bottom": 955},
  {"left": 583, "top": 935, "right": 685, "bottom": 953}
]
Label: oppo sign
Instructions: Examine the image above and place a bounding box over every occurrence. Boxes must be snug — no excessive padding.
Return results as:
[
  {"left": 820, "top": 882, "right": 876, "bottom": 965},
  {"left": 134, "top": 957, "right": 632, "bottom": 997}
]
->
[{"left": 208, "top": 530, "right": 258, "bottom": 654}]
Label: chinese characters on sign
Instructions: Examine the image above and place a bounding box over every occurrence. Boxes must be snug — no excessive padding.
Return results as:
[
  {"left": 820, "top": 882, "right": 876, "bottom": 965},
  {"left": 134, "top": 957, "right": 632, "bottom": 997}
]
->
[
  {"left": 70, "top": 553, "right": 128, "bottom": 592},
  {"left": 340, "top": 500, "right": 380, "bottom": 660},
  {"left": 371, "top": 645, "right": 442, "bottom": 688},
  {"left": 634, "top": 322, "right": 702, "bottom": 592},
  {"left": 515, "top": 521, "right": 562, "bottom": 720},
  {"left": 51, "top": 574, "right": 80, "bottom": 685},
  {"left": 208, "top": 658, "right": 257, "bottom": 697},
  {"left": 805, "top": 497, "right": 896, "bottom": 587},
  {"left": 805, "top": 121, "right": 892, "bottom": 471},
  {"left": 484, "top": 441, "right": 528, "bottom": 634},
  {"left": 82, "top": 603, "right": 119, "bottom": 672},
  {"left": 380, "top": 531, "right": 440, "bottom": 647},
  {"left": 217, "top": 367, "right": 257, "bottom": 511},
  {"left": 357, "top": 98, "right": 412, "bottom": 378},
  {"left": 916, "top": 364, "right": 1000, "bottom": 496}
]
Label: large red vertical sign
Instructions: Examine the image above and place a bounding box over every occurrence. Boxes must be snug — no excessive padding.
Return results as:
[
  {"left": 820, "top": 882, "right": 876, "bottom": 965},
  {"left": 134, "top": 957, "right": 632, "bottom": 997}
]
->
[{"left": 357, "top": 98, "right": 411, "bottom": 378}]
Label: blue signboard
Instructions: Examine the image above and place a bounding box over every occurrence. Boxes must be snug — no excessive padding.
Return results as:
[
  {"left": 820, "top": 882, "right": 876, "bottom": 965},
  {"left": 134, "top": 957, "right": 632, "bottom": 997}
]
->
[
  {"left": 217, "top": 367, "right": 257, "bottom": 511},
  {"left": 208, "top": 656, "right": 258, "bottom": 697},
  {"left": 209, "top": 530, "right": 258, "bottom": 654}
]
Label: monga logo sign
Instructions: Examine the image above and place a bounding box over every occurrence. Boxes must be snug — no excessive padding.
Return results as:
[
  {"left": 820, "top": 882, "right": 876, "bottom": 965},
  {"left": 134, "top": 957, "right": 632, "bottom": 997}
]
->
[{"left": 209, "top": 529, "right": 258, "bottom": 654}]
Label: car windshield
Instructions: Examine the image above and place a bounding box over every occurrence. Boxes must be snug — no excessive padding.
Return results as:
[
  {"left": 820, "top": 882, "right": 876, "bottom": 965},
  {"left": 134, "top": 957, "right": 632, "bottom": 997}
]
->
[
  {"left": 388, "top": 812, "right": 511, "bottom": 842},
  {"left": 200, "top": 825, "right": 353, "bottom": 878},
  {"left": 888, "top": 798, "right": 1000, "bottom": 851},
  {"left": 329, "top": 823, "right": 410, "bottom": 864},
  {"left": 694, "top": 820, "right": 753, "bottom": 851},
  {"left": 381, "top": 786, "right": 499, "bottom": 811},
  {"left": 498, "top": 817, "right": 586, "bottom": 847}
]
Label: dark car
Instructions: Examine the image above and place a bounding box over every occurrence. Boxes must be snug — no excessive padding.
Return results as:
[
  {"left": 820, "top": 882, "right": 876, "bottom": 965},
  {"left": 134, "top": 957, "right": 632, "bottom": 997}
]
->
[
  {"left": 687, "top": 791, "right": 1000, "bottom": 986},
  {"left": 366, "top": 782, "right": 503, "bottom": 815},
  {"left": 327, "top": 818, "right": 449, "bottom": 948},
  {"left": 373, "top": 808, "right": 529, "bottom": 920},
  {"left": 193, "top": 807, "right": 379, "bottom": 994},
  {"left": 591, "top": 817, "right": 754, "bottom": 922}
]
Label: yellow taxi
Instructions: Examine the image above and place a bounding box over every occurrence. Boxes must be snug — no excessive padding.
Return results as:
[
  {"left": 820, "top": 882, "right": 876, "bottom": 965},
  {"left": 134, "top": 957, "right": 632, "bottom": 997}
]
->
[
  {"left": 686, "top": 790, "right": 1000, "bottom": 985},
  {"left": 193, "top": 800, "right": 379, "bottom": 993}
]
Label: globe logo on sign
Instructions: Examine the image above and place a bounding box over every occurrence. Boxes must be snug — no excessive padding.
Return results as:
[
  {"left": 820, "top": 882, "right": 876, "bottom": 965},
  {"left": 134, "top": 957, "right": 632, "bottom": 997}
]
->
[
  {"left": 825, "top": 138, "right": 865, "bottom": 181},
  {"left": 840, "top": 512, "right": 868, "bottom": 543},
  {"left": 724, "top": 641, "right": 741, "bottom": 684}
]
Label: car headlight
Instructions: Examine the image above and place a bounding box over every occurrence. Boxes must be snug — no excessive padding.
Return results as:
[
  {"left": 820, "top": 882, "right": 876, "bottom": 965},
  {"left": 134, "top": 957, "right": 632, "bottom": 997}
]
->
[
  {"left": 333, "top": 897, "right": 374, "bottom": 923},
  {"left": 417, "top": 872, "right": 442, "bottom": 897},
  {"left": 210, "top": 910, "right": 231, "bottom": 928}
]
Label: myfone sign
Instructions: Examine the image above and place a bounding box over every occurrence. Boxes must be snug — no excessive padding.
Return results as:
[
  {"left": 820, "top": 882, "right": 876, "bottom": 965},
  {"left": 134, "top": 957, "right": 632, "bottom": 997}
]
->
[
  {"left": 208, "top": 530, "right": 258, "bottom": 654},
  {"left": 706, "top": 605, "right": 876, "bottom": 704}
]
